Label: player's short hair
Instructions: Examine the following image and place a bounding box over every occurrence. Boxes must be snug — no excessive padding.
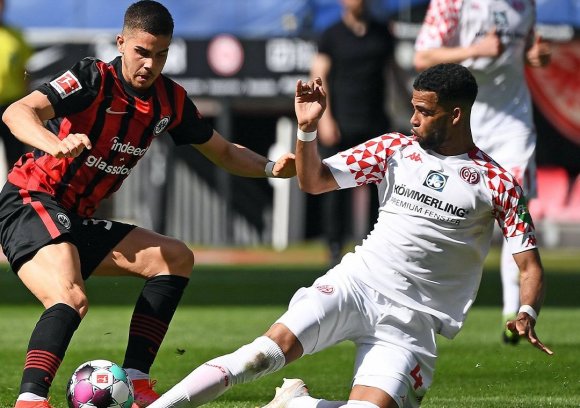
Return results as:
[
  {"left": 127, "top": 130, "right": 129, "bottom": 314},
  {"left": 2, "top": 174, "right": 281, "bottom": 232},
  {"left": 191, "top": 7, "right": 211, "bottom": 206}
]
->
[
  {"left": 413, "top": 63, "right": 478, "bottom": 107},
  {"left": 124, "top": 0, "right": 174, "bottom": 37}
]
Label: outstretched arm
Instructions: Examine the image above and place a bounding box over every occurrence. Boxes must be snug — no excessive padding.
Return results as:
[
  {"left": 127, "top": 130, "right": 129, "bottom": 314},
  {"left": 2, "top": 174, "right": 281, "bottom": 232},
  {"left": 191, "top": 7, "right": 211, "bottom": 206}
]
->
[
  {"left": 505, "top": 248, "right": 553, "bottom": 355},
  {"left": 194, "top": 130, "right": 296, "bottom": 178},
  {"left": 294, "top": 78, "right": 338, "bottom": 194}
]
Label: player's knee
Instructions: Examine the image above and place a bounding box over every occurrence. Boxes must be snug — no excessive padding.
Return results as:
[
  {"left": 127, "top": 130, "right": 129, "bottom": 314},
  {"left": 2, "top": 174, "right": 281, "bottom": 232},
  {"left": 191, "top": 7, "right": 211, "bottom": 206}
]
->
[
  {"left": 47, "top": 286, "right": 89, "bottom": 318},
  {"left": 76, "top": 297, "right": 89, "bottom": 318},
  {"left": 164, "top": 239, "right": 195, "bottom": 277},
  {"left": 67, "top": 287, "right": 89, "bottom": 318}
]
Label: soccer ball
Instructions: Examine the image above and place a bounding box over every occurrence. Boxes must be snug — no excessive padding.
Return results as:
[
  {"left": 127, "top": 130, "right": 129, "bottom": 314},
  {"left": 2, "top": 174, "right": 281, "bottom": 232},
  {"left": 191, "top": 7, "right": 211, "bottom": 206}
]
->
[{"left": 66, "top": 359, "right": 134, "bottom": 408}]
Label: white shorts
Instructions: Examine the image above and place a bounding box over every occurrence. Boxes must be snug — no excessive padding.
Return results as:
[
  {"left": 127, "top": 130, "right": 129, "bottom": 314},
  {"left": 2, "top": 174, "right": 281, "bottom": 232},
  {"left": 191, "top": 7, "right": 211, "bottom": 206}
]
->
[{"left": 275, "top": 263, "right": 437, "bottom": 408}]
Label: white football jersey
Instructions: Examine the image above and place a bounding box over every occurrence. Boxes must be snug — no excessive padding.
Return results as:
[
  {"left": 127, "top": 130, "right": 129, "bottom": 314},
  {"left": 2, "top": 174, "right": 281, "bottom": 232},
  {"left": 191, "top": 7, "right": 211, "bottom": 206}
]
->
[
  {"left": 414, "top": 0, "right": 537, "bottom": 171},
  {"left": 323, "top": 133, "right": 537, "bottom": 338}
]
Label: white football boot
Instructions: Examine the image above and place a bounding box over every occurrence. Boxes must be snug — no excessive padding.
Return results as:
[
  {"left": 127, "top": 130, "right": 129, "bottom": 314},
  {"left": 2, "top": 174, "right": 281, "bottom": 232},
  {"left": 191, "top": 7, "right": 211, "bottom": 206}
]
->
[{"left": 262, "top": 378, "right": 310, "bottom": 408}]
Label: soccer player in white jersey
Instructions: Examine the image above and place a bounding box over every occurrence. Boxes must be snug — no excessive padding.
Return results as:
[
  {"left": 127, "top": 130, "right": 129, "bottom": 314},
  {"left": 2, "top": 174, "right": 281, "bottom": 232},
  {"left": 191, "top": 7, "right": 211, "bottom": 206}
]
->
[
  {"left": 147, "top": 64, "right": 552, "bottom": 408},
  {"left": 413, "top": 0, "right": 551, "bottom": 344}
]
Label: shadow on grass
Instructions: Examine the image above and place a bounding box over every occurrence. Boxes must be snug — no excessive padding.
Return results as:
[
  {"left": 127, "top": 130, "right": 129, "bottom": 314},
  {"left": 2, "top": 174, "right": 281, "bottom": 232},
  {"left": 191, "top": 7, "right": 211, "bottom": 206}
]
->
[{"left": 0, "top": 263, "right": 578, "bottom": 307}]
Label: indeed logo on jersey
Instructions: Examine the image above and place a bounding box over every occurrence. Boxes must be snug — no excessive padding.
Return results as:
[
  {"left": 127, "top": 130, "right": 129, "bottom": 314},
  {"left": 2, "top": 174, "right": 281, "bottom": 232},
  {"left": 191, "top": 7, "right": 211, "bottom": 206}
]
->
[
  {"left": 84, "top": 138, "right": 148, "bottom": 175},
  {"left": 110, "top": 137, "right": 149, "bottom": 156}
]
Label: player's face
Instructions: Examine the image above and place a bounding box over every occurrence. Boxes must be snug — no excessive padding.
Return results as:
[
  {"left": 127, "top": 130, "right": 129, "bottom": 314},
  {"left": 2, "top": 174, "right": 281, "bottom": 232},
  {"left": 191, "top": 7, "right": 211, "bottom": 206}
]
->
[
  {"left": 410, "top": 90, "right": 454, "bottom": 151},
  {"left": 117, "top": 29, "right": 171, "bottom": 93}
]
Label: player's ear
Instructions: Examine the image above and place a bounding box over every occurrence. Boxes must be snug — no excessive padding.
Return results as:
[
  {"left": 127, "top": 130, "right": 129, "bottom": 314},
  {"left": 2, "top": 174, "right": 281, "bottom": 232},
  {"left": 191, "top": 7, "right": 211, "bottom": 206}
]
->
[
  {"left": 116, "top": 34, "right": 125, "bottom": 54},
  {"left": 451, "top": 106, "right": 462, "bottom": 125}
]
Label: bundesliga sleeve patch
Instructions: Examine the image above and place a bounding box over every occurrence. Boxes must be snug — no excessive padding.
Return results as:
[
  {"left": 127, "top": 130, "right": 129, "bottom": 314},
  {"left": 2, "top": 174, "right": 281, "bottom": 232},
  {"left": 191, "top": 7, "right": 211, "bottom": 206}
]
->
[{"left": 50, "top": 71, "right": 82, "bottom": 99}]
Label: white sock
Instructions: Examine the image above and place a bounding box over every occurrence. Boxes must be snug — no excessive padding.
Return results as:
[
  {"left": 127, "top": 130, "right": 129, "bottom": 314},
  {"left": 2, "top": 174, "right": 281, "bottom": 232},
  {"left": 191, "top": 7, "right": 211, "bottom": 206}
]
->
[
  {"left": 341, "top": 401, "right": 380, "bottom": 408},
  {"left": 214, "top": 336, "right": 286, "bottom": 385},
  {"left": 500, "top": 242, "right": 520, "bottom": 317},
  {"left": 289, "top": 396, "right": 345, "bottom": 408},
  {"left": 124, "top": 368, "right": 149, "bottom": 381},
  {"left": 148, "top": 363, "right": 228, "bottom": 407},
  {"left": 148, "top": 336, "right": 285, "bottom": 408},
  {"left": 17, "top": 393, "right": 46, "bottom": 402}
]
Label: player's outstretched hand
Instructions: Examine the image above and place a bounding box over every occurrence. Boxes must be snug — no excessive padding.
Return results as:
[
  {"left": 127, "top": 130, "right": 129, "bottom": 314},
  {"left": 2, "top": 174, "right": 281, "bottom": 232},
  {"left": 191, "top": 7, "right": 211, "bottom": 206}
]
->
[
  {"left": 506, "top": 314, "right": 553, "bottom": 355},
  {"left": 295, "top": 78, "right": 326, "bottom": 131},
  {"left": 272, "top": 152, "right": 296, "bottom": 178},
  {"left": 53, "top": 133, "right": 92, "bottom": 159}
]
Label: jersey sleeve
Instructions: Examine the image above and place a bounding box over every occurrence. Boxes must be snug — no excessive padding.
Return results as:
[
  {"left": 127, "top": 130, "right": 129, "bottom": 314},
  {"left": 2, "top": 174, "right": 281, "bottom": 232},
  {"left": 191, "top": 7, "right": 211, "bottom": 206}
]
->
[
  {"left": 167, "top": 96, "right": 214, "bottom": 146},
  {"left": 415, "top": 0, "right": 462, "bottom": 50},
  {"left": 489, "top": 168, "right": 538, "bottom": 254},
  {"left": 322, "top": 133, "right": 411, "bottom": 189},
  {"left": 36, "top": 57, "right": 101, "bottom": 117}
]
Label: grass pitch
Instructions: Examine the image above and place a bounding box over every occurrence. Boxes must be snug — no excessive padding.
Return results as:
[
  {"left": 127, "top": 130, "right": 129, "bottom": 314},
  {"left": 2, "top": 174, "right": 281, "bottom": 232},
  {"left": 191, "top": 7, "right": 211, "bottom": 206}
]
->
[{"left": 0, "top": 248, "right": 579, "bottom": 407}]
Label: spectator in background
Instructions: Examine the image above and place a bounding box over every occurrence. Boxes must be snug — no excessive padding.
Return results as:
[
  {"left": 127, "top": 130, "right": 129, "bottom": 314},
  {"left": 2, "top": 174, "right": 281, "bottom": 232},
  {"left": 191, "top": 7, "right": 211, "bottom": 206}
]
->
[
  {"left": 414, "top": 0, "right": 551, "bottom": 344},
  {"left": 310, "top": 0, "right": 395, "bottom": 266},
  {"left": 0, "top": 0, "right": 32, "bottom": 178}
]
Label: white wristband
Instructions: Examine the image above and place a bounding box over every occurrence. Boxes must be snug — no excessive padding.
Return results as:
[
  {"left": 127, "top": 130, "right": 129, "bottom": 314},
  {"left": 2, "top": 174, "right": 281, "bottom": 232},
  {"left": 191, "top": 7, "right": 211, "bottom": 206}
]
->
[
  {"left": 518, "top": 304, "right": 538, "bottom": 321},
  {"left": 297, "top": 128, "right": 317, "bottom": 142},
  {"left": 265, "top": 161, "right": 275, "bottom": 177}
]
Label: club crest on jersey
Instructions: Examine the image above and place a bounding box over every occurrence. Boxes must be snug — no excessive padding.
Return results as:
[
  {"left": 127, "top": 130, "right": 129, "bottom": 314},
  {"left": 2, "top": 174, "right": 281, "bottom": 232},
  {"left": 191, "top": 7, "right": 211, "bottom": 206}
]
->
[
  {"left": 154, "top": 116, "right": 170, "bottom": 135},
  {"left": 423, "top": 171, "right": 448, "bottom": 192},
  {"left": 50, "top": 71, "right": 82, "bottom": 99},
  {"left": 316, "top": 285, "right": 334, "bottom": 295},
  {"left": 459, "top": 167, "right": 480, "bottom": 185},
  {"left": 56, "top": 213, "right": 71, "bottom": 229}
]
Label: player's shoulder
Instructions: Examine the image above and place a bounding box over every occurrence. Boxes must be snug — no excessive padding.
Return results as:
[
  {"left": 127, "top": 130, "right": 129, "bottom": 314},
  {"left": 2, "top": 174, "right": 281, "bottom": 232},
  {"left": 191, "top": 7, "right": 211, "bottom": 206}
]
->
[
  {"left": 467, "top": 148, "right": 520, "bottom": 188},
  {"left": 354, "top": 132, "right": 414, "bottom": 155},
  {"left": 378, "top": 132, "right": 415, "bottom": 146},
  {"left": 156, "top": 72, "right": 188, "bottom": 97},
  {"left": 70, "top": 57, "right": 111, "bottom": 79}
]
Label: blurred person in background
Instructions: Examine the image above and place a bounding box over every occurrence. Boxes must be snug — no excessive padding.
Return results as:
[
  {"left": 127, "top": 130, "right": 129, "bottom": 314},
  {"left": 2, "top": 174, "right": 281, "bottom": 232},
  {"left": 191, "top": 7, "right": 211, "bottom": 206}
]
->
[
  {"left": 0, "top": 1, "right": 295, "bottom": 407},
  {"left": 413, "top": 0, "right": 551, "bottom": 344},
  {"left": 310, "top": 0, "right": 395, "bottom": 266},
  {"left": 0, "top": 0, "right": 32, "bottom": 179}
]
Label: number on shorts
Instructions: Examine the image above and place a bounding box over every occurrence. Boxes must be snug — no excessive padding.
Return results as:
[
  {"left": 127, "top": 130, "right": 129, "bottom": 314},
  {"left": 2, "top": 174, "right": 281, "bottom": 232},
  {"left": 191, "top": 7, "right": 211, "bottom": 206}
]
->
[
  {"left": 410, "top": 364, "right": 423, "bottom": 390},
  {"left": 83, "top": 218, "right": 113, "bottom": 230}
]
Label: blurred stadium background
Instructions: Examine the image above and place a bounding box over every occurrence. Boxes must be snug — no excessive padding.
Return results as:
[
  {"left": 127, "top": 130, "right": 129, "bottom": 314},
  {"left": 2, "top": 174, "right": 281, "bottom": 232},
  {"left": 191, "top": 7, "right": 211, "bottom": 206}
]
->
[{"left": 3, "top": 0, "right": 580, "bottom": 252}]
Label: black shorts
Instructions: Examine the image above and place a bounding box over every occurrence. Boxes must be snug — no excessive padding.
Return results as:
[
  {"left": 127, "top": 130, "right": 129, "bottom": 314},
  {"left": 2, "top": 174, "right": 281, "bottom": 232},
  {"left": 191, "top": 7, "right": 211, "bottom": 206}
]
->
[{"left": 0, "top": 182, "right": 136, "bottom": 278}]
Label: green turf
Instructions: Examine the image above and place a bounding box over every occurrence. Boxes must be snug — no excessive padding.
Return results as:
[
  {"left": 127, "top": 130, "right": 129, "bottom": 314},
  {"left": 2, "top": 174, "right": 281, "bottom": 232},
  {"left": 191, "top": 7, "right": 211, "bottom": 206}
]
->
[{"left": 0, "top": 248, "right": 579, "bottom": 407}]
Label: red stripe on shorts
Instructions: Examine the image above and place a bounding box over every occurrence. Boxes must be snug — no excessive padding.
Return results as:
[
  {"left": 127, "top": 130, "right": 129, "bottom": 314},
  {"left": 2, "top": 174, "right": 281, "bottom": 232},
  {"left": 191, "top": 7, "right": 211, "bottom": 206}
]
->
[{"left": 19, "top": 189, "right": 61, "bottom": 238}]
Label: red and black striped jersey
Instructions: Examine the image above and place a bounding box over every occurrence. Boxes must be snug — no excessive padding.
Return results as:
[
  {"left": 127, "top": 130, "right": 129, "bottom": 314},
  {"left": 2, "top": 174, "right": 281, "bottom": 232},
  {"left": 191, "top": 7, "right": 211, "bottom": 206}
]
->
[{"left": 8, "top": 56, "right": 213, "bottom": 217}]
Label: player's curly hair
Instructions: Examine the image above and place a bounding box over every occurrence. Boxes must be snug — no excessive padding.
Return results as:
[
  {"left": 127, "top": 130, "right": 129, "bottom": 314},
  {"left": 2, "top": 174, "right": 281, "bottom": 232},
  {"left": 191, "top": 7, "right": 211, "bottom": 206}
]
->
[
  {"left": 124, "top": 0, "right": 174, "bottom": 37},
  {"left": 413, "top": 63, "right": 478, "bottom": 107}
]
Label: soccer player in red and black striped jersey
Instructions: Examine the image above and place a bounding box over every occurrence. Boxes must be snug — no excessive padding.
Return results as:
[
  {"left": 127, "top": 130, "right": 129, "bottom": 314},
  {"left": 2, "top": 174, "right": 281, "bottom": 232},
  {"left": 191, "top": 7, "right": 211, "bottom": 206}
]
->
[{"left": 0, "top": 2, "right": 295, "bottom": 408}]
